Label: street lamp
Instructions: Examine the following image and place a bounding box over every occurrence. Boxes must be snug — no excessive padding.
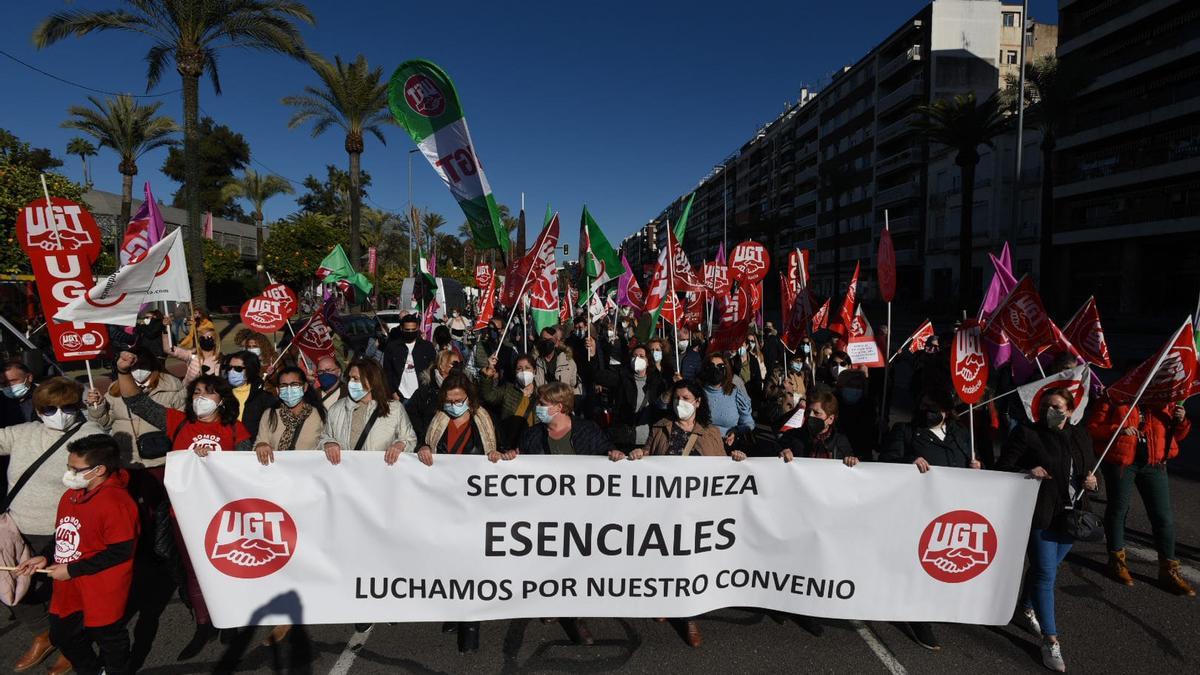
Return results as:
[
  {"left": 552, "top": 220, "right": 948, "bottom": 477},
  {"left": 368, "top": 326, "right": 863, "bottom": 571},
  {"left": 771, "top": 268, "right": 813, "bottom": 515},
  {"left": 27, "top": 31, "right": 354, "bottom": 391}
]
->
[
  {"left": 408, "top": 148, "right": 419, "bottom": 277},
  {"left": 714, "top": 163, "right": 729, "bottom": 252}
]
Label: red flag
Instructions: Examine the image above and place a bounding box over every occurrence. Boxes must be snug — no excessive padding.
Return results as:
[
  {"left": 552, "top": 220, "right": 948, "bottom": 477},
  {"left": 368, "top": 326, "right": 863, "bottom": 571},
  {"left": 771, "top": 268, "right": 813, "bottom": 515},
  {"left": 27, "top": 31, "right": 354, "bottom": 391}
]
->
[
  {"left": 812, "top": 298, "right": 831, "bottom": 331},
  {"left": 660, "top": 290, "right": 683, "bottom": 325},
  {"left": 835, "top": 261, "right": 861, "bottom": 338},
  {"left": 560, "top": 285, "right": 578, "bottom": 324},
  {"left": 907, "top": 320, "right": 936, "bottom": 353},
  {"left": 262, "top": 283, "right": 298, "bottom": 318},
  {"left": 473, "top": 264, "right": 495, "bottom": 330},
  {"left": 499, "top": 254, "right": 526, "bottom": 308},
  {"left": 1108, "top": 320, "right": 1200, "bottom": 406},
  {"left": 670, "top": 235, "right": 704, "bottom": 293},
  {"left": 293, "top": 310, "right": 336, "bottom": 364},
  {"left": 877, "top": 227, "right": 896, "bottom": 303},
  {"left": 952, "top": 319, "right": 989, "bottom": 405},
  {"left": 683, "top": 292, "right": 705, "bottom": 328},
  {"left": 990, "top": 276, "right": 1055, "bottom": 360},
  {"left": 708, "top": 285, "right": 753, "bottom": 354},
  {"left": 729, "top": 240, "right": 770, "bottom": 284},
  {"left": 847, "top": 306, "right": 884, "bottom": 367},
  {"left": 240, "top": 296, "right": 289, "bottom": 333},
  {"left": 1062, "top": 296, "right": 1112, "bottom": 368}
]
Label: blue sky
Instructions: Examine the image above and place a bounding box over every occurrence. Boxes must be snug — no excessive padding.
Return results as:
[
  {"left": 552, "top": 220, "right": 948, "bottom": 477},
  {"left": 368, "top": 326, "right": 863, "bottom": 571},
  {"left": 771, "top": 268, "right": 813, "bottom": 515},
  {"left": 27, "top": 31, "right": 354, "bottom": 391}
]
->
[{"left": 1, "top": 0, "right": 1055, "bottom": 251}]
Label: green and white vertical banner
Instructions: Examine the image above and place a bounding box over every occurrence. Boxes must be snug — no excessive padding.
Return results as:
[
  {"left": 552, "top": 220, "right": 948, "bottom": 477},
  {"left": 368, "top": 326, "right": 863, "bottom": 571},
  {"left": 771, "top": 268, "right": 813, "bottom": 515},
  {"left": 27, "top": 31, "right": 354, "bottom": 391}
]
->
[{"left": 388, "top": 60, "right": 509, "bottom": 254}]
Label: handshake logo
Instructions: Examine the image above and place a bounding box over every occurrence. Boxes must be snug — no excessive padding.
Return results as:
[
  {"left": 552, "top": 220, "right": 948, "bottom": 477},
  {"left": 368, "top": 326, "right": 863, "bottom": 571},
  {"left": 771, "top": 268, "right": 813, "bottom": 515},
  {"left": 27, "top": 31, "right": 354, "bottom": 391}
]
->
[
  {"left": 205, "top": 499, "right": 298, "bottom": 579},
  {"left": 917, "top": 510, "right": 998, "bottom": 583}
]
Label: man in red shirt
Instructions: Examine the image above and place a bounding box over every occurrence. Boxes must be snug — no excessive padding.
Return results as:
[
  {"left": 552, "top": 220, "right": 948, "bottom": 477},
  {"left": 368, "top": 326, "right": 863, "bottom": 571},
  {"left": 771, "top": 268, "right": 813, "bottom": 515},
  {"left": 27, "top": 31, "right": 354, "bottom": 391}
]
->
[{"left": 16, "top": 434, "right": 139, "bottom": 675}]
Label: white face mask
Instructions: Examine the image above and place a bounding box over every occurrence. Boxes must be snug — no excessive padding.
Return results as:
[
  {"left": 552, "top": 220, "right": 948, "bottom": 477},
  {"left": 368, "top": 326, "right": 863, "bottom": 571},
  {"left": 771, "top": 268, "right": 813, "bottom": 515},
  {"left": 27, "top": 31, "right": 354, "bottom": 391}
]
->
[
  {"left": 40, "top": 410, "right": 73, "bottom": 431},
  {"left": 131, "top": 369, "right": 152, "bottom": 385},
  {"left": 248, "top": 347, "right": 262, "bottom": 357},
  {"left": 62, "top": 467, "right": 96, "bottom": 490},
  {"left": 632, "top": 357, "right": 647, "bottom": 373},
  {"left": 675, "top": 399, "right": 696, "bottom": 420},
  {"left": 652, "top": 350, "right": 663, "bottom": 363},
  {"left": 516, "top": 370, "right": 535, "bottom": 387},
  {"left": 193, "top": 396, "right": 219, "bottom": 418},
  {"left": 791, "top": 392, "right": 803, "bottom": 406}
]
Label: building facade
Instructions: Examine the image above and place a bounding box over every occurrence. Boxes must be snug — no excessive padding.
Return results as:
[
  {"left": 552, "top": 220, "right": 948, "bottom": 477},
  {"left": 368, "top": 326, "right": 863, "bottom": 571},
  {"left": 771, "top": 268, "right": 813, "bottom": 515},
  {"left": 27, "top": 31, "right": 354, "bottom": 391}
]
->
[
  {"left": 84, "top": 189, "right": 260, "bottom": 261},
  {"left": 635, "top": 0, "right": 1054, "bottom": 312},
  {"left": 1051, "top": 0, "right": 1200, "bottom": 324}
]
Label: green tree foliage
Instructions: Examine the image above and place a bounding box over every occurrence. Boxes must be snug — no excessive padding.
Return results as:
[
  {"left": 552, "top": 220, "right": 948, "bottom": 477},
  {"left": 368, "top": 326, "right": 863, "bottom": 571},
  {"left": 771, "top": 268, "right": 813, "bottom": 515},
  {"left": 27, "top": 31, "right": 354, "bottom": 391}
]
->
[
  {"left": 297, "top": 164, "right": 371, "bottom": 218},
  {"left": 0, "top": 128, "right": 63, "bottom": 172},
  {"left": 202, "top": 237, "right": 242, "bottom": 283},
  {"left": 0, "top": 144, "right": 85, "bottom": 274},
  {"left": 262, "top": 212, "right": 343, "bottom": 288},
  {"left": 161, "top": 117, "right": 250, "bottom": 220}
]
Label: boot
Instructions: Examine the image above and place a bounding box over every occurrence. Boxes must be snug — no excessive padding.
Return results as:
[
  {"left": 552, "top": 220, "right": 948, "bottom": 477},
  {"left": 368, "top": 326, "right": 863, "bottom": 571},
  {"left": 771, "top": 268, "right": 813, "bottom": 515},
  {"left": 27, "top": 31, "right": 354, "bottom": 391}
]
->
[
  {"left": 1159, "top": 559, "right": 1196, "bottom": 597},
  {"left": 457, "top": 623, "right": 480, "bottom": 654},
  {"left": 566, "top": 618, "right": 594, "bottom": 646},
  {"left": 262, "top": 624, "right": 292, "bottom": 647},
  {"left": 46, "top": 653, "right": 72, "bottom": 675},
  {"left": 684, "top": 620, "right": 703, "bottom": 648},
  {"left": 1108, "top": 549, "right": 1134, "bottom": 586},
  {"left": 177, "top": 622, "right": 216, "bottom": 661},
  {"left": 13, "top": 631, "right": 55, "bottom": 672}
]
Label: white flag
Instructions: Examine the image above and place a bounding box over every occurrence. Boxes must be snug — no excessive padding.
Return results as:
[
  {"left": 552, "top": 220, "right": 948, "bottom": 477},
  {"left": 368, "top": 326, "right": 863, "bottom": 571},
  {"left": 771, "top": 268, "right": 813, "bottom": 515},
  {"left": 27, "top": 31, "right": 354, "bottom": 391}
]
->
[
  {"left": 54, "top": 229, "right": 182, "bottom": 326},
  {"left": 1017, "top": 364, "right": 1091, "bottom": 425},
  {"left": 156, "top": 230, "right": 192, "bottom": 303}
]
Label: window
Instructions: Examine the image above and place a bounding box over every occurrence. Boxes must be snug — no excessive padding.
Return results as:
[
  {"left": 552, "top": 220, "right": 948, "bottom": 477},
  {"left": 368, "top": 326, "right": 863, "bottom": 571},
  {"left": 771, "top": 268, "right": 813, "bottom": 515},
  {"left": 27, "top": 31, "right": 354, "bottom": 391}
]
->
[
  {"left": 1002, "top": 12, "right": 1016, "bottom": 27},
  {"left": 1007, "top": 50, "right": 1019, "bottom": 65}
]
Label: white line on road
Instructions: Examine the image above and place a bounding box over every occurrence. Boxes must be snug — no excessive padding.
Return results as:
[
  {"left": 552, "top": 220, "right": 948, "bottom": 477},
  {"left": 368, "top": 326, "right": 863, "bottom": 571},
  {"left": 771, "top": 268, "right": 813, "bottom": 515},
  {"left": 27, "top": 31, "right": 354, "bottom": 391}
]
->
[
  {"left": 851, "top": 620, "right": 908, "bottom": 675},
  {"left": 1123, "top": 543, "right": 1200, "bottom": 585},
  {"left": 328, "top": 625, "right": 373, "bottom": 675}
]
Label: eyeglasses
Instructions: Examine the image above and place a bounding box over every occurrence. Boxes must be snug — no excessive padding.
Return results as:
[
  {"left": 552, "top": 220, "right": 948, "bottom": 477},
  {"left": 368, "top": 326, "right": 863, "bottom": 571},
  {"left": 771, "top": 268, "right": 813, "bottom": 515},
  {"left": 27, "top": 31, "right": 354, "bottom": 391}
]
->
[
  {"left": 227, "top": 365, "right": 246, "bottom": 373},
  {"left": 38, "top": 406, "right": 80, "bottom": 417},
  {"left": 66, "top": 465, "right": 96, "bottom": 476},
  {"left": 449, "top": 361, "right": 462, "bottom": 368}
]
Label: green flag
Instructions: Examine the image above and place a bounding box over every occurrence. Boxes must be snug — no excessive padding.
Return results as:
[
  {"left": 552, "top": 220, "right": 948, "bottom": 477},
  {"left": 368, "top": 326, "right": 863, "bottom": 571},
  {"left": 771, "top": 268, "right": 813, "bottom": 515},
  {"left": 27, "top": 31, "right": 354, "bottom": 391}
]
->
[
  {"left": 388, "top": 60, "right": 508, "bottom": 254},
  {"left": 673, "top": 192, "right": 695, "bottom": 240},
  {"left": 577, "top": 206, "right": 621, "bottom": 307},
  {"left": 316, "top": 244, "right": 353, "bottom": 281}
]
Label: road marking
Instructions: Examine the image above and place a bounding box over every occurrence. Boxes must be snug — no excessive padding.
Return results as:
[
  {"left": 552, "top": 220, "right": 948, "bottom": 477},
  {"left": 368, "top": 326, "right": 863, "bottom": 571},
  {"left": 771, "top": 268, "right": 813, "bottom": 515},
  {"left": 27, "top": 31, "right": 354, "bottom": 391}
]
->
[
  {"left": 851, "top": 620, "right": 908, "bottom": 675},
  {"left": 328, "top": 625, "right": 373, "bottom": 675},
  {"left": 1123, "top": 543, "right": 1200, "bottom": 584}
]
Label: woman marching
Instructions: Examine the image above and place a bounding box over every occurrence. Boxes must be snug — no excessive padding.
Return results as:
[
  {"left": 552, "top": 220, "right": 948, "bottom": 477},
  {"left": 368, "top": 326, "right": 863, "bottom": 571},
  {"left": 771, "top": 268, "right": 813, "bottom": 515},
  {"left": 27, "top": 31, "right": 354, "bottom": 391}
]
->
[{"left": 414, "top": 371, "right": 500, "bottom": 653}]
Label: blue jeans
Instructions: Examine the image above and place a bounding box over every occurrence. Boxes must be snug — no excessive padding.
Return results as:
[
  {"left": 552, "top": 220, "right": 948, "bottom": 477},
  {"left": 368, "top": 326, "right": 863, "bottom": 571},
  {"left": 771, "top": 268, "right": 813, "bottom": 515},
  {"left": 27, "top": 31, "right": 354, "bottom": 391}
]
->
[{"left": 1021, "top": 528, "right": 1073, "bottom": 637}]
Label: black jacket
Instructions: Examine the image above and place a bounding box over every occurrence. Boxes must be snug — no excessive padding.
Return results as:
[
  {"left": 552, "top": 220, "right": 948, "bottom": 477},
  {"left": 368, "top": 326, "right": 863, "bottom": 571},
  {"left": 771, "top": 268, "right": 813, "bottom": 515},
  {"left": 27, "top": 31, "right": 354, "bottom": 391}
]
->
[
  {"left": 763, "top": 334, "right": 785, "bottom": 373},
  {"left": 383, "top": 334, "right": 437, "bottom": 396},
  {"left": 997, "top": 423, "right": 1098, "bottom": 530},
  {"left": 406, "top": 380, "right": 441, "bottom": 441},
  {"left": 519, "top": 419, "right": 614, "bottom": 456},
  {"left": 590, "top": 357, "right": 667, "bottom": 449},
  {"left": 880, "top": 422, "right": 973, "bottom": 468},
  {"left": 240, "top": 387, "right": 277, "bottom": 441},
  {"left": 780, "top": 425, "right": 855, "bottom": 460}
]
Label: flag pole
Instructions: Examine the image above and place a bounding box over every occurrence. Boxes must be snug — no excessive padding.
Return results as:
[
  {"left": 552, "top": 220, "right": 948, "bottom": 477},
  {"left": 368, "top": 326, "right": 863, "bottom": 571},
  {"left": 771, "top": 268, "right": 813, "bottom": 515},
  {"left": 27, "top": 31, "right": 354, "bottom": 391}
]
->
[
  {"left": 39, "top": 175, "right": 87, "bottom": 389},
  {"left": 887, "top": 336, "right": 915, "bottom": 363},
  {"left": 494, "top": 274, "right": 534, "bottom": 360},
  {"left": 666, "top": 221, "right": 679, "bottom": 362},
  {"left": 881, "top": 211, "right": 894, "bottom": 439},
  {"left": 1084, "top": 319, "right": 1189, "bottom": 484},
  {"left": 968, "top": 404, "right": 976, "bottom": 463}
]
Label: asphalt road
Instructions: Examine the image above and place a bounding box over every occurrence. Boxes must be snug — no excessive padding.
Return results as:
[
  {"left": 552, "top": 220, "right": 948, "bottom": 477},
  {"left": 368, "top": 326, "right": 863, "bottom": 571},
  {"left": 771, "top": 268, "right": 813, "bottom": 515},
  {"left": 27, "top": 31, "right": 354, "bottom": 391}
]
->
[{"left": 2, "top": 468, "right": 1196, "bottom": 675}]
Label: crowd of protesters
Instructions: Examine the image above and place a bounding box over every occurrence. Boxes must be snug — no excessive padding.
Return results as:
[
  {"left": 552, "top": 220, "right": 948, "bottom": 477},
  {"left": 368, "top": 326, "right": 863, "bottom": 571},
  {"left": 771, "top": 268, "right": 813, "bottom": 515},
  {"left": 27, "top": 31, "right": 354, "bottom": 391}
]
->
[{"left": 0, "top": 303, "right": 1193, "bottom": 674}]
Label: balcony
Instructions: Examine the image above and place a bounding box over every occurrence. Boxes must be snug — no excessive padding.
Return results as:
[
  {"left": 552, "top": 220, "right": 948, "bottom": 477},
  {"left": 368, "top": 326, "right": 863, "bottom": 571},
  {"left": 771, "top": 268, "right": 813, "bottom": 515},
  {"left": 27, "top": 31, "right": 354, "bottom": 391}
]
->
[
  {"left": 876, "top": 113, "right": 917, "bottom": 144},
  {"left": 876, "top": 147, "right": 918, "bottom": 176},
  {"left": 794, "top": 164, "right": 817, "bottom": 184},
  {"left": 877, "top": 78, "right": 923, "bottom": 115},
  {"left": 794, "top": 214, "right": 816, "bottom": 230},
  {"left": 876, "top": 181, "right": 917, "bottom": 205},
  {"left": 878, "top": 45, "right": 922, "bottom": 81},
  {"left": 794, "top": 189, "right": 818, "bottom": 206},
  {"left": 882, "top": 214, "right": 918, "bottom": 234}
]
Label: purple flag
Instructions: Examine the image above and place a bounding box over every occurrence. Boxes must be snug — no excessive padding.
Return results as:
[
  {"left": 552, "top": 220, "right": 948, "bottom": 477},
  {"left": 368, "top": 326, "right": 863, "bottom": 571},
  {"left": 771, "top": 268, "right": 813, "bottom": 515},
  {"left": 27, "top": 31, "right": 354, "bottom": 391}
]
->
[
  {"left": 715, "top": 241, "right": 727, "bottom": 266},
  {"left": 119, "top": 183, "right": 166, "bottom": 266},
  {"left": 979, "top": 243, "right": 1017, "bottom": 368},
  {"left": 617, "top": 254, "right": 644, "bottom": 309}
]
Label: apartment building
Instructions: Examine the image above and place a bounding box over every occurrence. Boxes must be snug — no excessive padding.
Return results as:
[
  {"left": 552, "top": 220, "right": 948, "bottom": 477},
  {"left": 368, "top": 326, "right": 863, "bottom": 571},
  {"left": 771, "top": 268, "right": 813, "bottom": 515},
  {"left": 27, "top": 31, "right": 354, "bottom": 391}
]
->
[
  {"left": 635, "top": 0, "right": 1054, "bottom": 309},
  {"left": 1050, "top": 0, "right": 1200, "bottom": 323}
]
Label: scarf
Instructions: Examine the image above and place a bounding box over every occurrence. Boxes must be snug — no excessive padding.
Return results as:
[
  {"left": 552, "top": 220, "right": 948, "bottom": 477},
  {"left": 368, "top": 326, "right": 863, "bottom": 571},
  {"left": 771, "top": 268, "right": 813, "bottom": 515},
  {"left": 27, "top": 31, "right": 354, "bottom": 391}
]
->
[{"left": 278, "top": 403, "right": 312, "bottom": 452}]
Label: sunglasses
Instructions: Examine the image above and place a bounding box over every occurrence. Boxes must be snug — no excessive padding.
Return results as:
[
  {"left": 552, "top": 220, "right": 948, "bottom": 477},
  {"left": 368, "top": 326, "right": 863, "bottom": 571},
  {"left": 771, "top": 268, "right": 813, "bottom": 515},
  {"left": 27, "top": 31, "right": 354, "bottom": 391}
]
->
[
  {"left": 39, "top": 406, "right": 80, "bottom": 417},
  {"left": 227, "top": 365, "right": 246, "bottom": 373}
]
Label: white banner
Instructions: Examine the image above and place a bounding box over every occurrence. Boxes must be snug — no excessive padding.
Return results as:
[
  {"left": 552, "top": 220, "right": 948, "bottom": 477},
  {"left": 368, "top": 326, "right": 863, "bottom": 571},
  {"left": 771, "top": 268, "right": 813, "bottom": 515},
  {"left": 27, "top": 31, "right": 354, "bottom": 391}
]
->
[
  {"left": 55, "top": 229, "right": 188, "bottom": 325},
  {"left": 164, "top": 453, "right": 1038, "bottom": 629}
]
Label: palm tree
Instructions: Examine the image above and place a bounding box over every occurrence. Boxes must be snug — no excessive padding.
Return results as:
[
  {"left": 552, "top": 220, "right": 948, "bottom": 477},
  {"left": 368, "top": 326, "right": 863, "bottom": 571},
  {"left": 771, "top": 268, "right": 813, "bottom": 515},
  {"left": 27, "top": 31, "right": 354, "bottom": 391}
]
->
[
  {"left": 421, "top": 211, "right": 447, "bottom": 256},
  {"left": 283, "top": 53, "right": 390, "bottom": 277},
  {"left": 65, "top": 137, "right": 97, "bottom": 186},
  {"left": 916, "top": 92, "right": 1010, "bottom": 310},
  {"left": 222, "top": 168, "right": 293, "bottom": 284},
  {"left": 1003, "top": 56, "right": 1088, "bottom": 295},
  {"left": 35, "top": 0, "right": 316, "bottom": 312},
  {"left": 61, "top": 95, "right": 177, "bottom": 235}
]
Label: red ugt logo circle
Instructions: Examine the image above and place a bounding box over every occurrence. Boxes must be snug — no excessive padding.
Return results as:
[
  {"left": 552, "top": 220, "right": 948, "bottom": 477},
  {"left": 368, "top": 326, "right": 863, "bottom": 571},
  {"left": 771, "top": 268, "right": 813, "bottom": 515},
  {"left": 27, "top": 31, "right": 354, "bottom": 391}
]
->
[
  {"left": 205, "top": 499, "right": 297, "bottom": 579},
  {"left": 404, "top": 74, "right": 446, "bottom": 117},
  {"left": 917, "top": 510, "right": 997, "bottom": 583}
]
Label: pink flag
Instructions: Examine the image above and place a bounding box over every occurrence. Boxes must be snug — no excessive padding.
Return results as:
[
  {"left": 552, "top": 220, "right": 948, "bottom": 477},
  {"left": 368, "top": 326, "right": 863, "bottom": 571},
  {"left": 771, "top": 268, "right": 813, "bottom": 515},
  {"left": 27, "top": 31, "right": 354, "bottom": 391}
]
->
[
  {"left": 420, "top": 252, "right": 438, "bottom": 340},
  {"left": 979, "top": 245, "right": 1017, "bottom": 367},
  {"left": 119, "top": 182, "right": 165, "bottom": 265},
  {"left": 202, "top": 211, "right": 214, "bottom": 239},
  {"left": 617, "top": 253, "right": 644, "bottom": 310}
]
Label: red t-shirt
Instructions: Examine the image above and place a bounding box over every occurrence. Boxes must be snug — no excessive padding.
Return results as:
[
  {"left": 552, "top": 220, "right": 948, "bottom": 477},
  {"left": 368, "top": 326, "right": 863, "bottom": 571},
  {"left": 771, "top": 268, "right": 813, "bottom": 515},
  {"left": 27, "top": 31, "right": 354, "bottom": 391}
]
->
[
  {"left": 163, "top": 408, "right": 251, "bottom": 452},
  {"left": 50, "top": 470, "right": 140, "bottom": 627}
]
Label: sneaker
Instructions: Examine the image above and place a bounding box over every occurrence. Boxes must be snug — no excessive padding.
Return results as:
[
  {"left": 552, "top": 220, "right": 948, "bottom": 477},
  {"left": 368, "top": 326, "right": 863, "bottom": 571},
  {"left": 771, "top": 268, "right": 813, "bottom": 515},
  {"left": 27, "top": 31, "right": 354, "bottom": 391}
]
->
[
  {"left": 1041, "top": 640, "right": 1065, "bottom": 672},
  {"left": 1015, "top": 608, "right": 1042, "bottom": 637},
  {"left": 910, "top": 622, "right": 940, "bottom": 651}
]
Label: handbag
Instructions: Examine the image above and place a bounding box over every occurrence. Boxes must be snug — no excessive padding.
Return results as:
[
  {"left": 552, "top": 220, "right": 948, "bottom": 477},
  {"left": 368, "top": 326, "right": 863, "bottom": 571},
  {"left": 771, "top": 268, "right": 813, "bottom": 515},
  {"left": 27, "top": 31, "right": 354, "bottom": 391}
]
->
[
  {"left": 1056, "top": 507, "right": 1104, "bottom": 543},
  {"left": 137, "top": 419, "right": 186, "bottom": 461},
  {"left": 0, "top": 423, "right": 85, "bottom": 606}
]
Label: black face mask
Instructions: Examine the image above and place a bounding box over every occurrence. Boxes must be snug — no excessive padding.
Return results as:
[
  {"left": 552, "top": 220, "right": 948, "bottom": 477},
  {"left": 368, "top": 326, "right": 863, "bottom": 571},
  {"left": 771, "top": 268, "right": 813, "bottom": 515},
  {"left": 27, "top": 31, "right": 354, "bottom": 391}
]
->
[
  {"left": 917, "top": 408, "right": 944, "bottom": 428},
  {"left": 538, "top": 339, "right": 555, "bottom": 356},
  {"left": 198, "top": 337, "right": 216, "bottom": 351},
  {"left": 400, "top": 330, "right": 418, "bottom": 343},
  {"left": 805, "top": 416, "right": 827, "bottom": 434},
  {"left": 700, "top": 363, "right": 725, "bottom": 386}
]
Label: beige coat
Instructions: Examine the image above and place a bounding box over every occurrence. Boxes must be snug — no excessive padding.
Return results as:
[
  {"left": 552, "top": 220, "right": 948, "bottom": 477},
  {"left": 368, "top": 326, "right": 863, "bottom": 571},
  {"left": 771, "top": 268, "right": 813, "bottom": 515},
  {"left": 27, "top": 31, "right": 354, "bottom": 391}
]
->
[
  {"left": 255, "top": 405, "right": 326, "bottom": 452},
  {"left": 645, "top": 419, "right": 727, "bottom": 457},
  {"left": 0, "top": 420, "right": 107, "bottom": 535},
  {"left": 87, "top": 372, "right": 187, "bottom": 468},
  {"left": 317, "top": 398, "right": 418, "bottom": 453}
]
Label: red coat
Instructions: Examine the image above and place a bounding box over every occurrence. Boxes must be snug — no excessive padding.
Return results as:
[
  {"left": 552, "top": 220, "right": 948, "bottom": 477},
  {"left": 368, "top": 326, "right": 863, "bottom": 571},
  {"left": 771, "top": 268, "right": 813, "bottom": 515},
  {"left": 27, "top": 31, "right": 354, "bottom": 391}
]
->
[
  {"left": 50, "top": 469, "right": 139, "bottom": 627},
  {"left": 1086, "top": 400, "right": 1190, "bottom": 466}
]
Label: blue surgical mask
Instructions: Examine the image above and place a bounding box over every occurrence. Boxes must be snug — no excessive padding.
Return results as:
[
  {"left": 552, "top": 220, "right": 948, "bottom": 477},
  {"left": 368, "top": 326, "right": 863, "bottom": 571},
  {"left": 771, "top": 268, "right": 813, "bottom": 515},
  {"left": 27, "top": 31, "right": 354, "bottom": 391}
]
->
[
  {"left": 347, "top": 380, "right": 367, "bottom": 401},
  {"left": 278, "top": 385, "right": 304, "bottom": 407},
  {"left": 802, "top": 344, "right": 812, "bottom": 354},
  {"left": 789, "top": 361, "right": 804, "bottom": 373},
  {"left": 535, "top": 405, "right": 555, "bottom": 424},
  {"left": 317, "top": 372, "right": 339, "bottom": 391},
  {"left": 227, "top": 370, "right": 247, "bottom": 387},
  {"left": 444, "top": 401, "right": 469, "bottom": 418},
  {"left": 652, "top": 350, "right": 663, "bottom": 363},
  {"left": 738, "top": 346, "right": 747, "bottom": 356},
  {"left": 2, "top": 382, "right": 29, "bottom": 399}
]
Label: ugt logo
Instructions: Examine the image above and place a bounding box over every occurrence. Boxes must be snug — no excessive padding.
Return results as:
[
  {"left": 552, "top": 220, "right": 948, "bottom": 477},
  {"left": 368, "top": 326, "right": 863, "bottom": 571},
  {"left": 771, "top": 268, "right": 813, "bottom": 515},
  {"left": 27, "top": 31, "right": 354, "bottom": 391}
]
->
[
  {"left": 404, "top": 74, "right": 446, "bottom": 117},
  {"left": 917, "top": 510, "right": 997, "bottom": 583},
  {"left": 205, "top": 499, "right": 297, "bottom": 579}
]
